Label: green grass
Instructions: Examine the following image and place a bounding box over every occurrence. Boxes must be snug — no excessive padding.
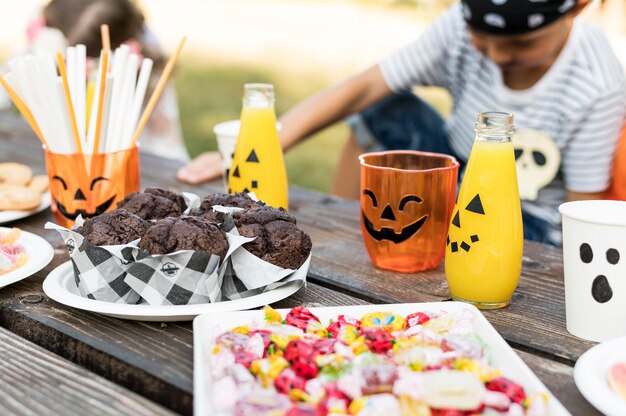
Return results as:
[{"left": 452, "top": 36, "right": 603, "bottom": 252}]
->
[{"left": 174, "top": 62, "right": 348, "bottom": 193}]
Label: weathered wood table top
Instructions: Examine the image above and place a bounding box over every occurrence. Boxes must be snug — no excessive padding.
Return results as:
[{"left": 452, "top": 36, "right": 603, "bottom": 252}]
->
[{"left": 0, "top": 114, "right": 600, "bottom": 415}]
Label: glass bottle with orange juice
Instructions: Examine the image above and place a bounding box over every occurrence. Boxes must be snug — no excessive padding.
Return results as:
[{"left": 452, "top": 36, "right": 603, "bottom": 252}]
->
[
  {"left": 228, "top": 83, "right": 288, "bottom": 209},
  {"left": 444, "top": 112, "right": 523, "bottom": 309}
]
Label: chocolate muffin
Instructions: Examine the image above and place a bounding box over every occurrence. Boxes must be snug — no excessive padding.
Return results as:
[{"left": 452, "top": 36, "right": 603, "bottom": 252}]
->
[
  {"left": 117, "top": 187, "right": 187, "bottom": 220},
  {"left": 236, "top": 205, "right": 311, "bottom": 270},
  {"left": 233, "top": 204, "right": 296, "bottom": 227},
  {"left": 198, "top": 192, "right": 256, "bottom": 210},
  {"left": 139, "top": 216, "right": 229, "bottom": 260},
  {"left": 76, "top": 209, "right": 150, "bottom": 245},
  {"left": 190, "top": 192, "right": 257, "bottom": 221}
]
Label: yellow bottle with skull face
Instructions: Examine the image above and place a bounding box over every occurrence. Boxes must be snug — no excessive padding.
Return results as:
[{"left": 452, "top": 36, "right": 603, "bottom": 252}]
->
[
  {"left": 444, "top": 112, "right": 523, "bottom": 309},
  {"left": 228, "top": 84, "right": 288, "bottom": 209}
]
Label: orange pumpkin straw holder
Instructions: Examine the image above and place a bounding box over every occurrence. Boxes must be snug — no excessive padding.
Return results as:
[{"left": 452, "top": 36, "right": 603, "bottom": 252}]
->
[
  {"left": 359, "top": 150, "right": 459, "bottom": 273},
  {"left": 44, "top": 147, "right": 139, "bottom": 228}
]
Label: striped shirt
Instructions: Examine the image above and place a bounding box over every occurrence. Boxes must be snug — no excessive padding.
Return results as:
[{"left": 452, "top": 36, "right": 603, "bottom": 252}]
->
[{"left": 379, "top": 4, "right": 626, "bottom": 244}]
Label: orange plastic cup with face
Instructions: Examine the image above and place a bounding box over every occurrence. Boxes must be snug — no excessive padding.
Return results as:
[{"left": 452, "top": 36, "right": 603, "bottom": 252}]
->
[
  {"left": 44, "top": 147, "right": 140, "bottom": 228},
  {"left": 359, "top": 150, "right": 459, "bottom": 273}
]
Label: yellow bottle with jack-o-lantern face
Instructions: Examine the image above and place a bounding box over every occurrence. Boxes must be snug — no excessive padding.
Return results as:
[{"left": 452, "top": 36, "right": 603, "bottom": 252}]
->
[
  {"left": 227, "top": 84, "right": 288, "bottom": 209},
  {"left": 445, "top": 112, "right": 523, "bottom": 309}
]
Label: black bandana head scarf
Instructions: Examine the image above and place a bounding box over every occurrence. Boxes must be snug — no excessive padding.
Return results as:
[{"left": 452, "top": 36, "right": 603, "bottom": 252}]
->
[{"left": 461, "top": 0, "right": 577, "bottom": 35}]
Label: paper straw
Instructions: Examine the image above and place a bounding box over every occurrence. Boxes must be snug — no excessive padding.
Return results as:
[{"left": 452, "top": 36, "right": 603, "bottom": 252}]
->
[
  {"left": 100, "top": 74, "right": 114, "bottom": 153},
  {"left": 0, "top": 75, "right": 47, "bottom": 147},
  {"left": 66, "top": 47, "right": 77, "bottom": 111},
  {"left": 109, "top": 53, "right": 138, "bottom": 152},
  {"left": 105, "top": 45, "right": 129, "bottom": 151},
  {"left": 76, "top": 44, "right": 87, "bottom": 144},
  {"left": 56, "top": 51, "right": 83, "bottom": 153},
  {"left": 125, "top": 57, "right": 152, "bottom": 148},
  {"left": 101, "top": 24, "right": 111, "bottom": 51},
  {"left": 21, "top": 57, "right": 65, "bottom": 151},
  {"left": 131, "top": 36, "right": 186, "bottom": 147},
  {"left": 86, "top": 56, "right": 103, "bottom": 152},
  {"left": 55, "top": 78, "right": 76, "bottom": 153},
  {"left": 92, "top": 49, "right": 109, "bottom": 154},
  {"left": 6, "top": 59, "right": 52, "bottom": 145}
]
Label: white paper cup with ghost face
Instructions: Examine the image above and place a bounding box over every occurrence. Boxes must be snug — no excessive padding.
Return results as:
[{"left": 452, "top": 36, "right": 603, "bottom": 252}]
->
[{"left": 559, "top": 200, "right": 626, "bottom": 342}]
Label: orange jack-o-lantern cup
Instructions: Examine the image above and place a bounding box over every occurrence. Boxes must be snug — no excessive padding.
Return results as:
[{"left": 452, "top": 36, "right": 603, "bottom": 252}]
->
[
  {"left": 359, "top": 151, "right": 459, "bottom": 273},
  {"left": 44, "top": 147, "right": 140, "bottom": 228}
]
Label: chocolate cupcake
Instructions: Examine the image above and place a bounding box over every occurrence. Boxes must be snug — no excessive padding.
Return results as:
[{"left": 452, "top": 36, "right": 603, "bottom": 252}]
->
[
  {"left": 117, "top": 187, "right": 187, "bottom": 220},
  {"left": 76, "top": 208, "right": 150, "bottom": 245},
  {"left": 139, "top": 216, "right": 229, "bottom": 260},
  {"left": 235, "top": 205, "right": 311, "bottom": 270}
]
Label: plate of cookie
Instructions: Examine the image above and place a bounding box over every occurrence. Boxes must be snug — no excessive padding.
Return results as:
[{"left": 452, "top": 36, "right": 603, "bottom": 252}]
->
[
  {"left": 0, "top": 163, "right": 51, "bottom": 224},
  {"left": 0, "top": 227, "right": 55, "bottom": 290}
]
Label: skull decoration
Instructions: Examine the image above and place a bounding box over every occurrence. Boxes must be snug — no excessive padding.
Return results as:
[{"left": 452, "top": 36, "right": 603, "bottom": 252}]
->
[{"left": 512, "top": 129, "right": 560, "bottom": 201}]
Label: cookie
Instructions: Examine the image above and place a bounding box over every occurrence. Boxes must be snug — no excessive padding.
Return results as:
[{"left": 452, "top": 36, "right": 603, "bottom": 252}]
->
[
  {"left": 0, "top": 163, "right": 32, "bottom": 186},
  {"left": 28, "top": 175, "right": 49, "bottom": 194},
  {"left": 0, "top": 188, "right": 41, "bottom": 211}
]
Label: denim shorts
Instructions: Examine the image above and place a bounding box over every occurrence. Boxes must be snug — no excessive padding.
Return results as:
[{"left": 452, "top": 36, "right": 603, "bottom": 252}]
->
[
  {"left": 347, "top": 91, "right": 464, "bottom": 171},
  {"left": 347, "top": 92, "right": 555, "bottom": 246}
]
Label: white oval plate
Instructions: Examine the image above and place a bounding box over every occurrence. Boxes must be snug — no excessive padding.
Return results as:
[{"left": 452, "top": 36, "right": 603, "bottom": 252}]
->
[
  {"left": 0, "top": 226, "right": 54, "bottom": 290},
  {"left": 0, "top": 193, "right": 51, "bottom": 225},
  {"left": 43, "top": 261, "right": 304, "bottom": 322},
  {"left": 574, "top": 336, "right": 626, "bottom": 416},
  {"left": 194, "top": 302, "right": 570, "bottom": 416}
]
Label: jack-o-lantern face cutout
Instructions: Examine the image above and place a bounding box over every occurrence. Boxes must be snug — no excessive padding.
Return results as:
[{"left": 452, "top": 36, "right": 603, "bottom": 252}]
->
[
  {"left": 579, "top": 242, "right": 620, "bottom": 304},
  {"left": 51, "top": 175, "right": 116, "bottom": 220},
  {"left": 446, "top": 193, "right": 485, "bottom": 253},
  {"left": 361, "top": 189, "right": 428, "bottom": 244},
  {"left": 229, "top": 149, "right": 260, "bottom": 194},
  {"left": 512, "top": 129, "right": 560, "bottom": 201}
]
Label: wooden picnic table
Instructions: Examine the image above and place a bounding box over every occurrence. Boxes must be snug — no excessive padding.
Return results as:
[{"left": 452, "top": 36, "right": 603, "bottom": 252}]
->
[{"left": 0, "top": 113, "right": 601, "bottom": 415}]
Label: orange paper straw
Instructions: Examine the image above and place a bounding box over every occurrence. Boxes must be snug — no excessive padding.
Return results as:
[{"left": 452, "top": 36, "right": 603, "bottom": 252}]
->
[
  {"left": 93, "top": 49, "right": 109, "bottom": 154},
  {"left": 0, "top": 75, "right": 47, "bottom": 147},
  {"left": 101, "top": 24, "right": 111, "bottom": 51},
  {"left": 130, "top": 36, "right": 186, "bottom": 148},
  {"left": 56, "top": 52, "right": 83, "bottom": 154}
]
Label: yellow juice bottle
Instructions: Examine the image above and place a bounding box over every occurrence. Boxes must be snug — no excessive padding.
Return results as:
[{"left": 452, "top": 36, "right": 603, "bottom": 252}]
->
[
  {"left": 228, "top": 83, "right": 288, "bottom": 209},
  {"left": 444, "top": 112, "right": 523, "bottom": 309}
]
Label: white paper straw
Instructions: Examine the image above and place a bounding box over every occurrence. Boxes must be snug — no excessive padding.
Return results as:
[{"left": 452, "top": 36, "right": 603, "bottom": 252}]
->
[
  {"left": 86, "top": 53, "right": 104, "bottom": 154},
  {"left": 105, "top": 45, "right": 129, "bottom": 151},
  {"left": 66, "top": 47, "right": 76, "bottom": 110},
  {"left": 108, "top": 53, "right": 138, "bottom": 152},
  {"left": 100, "top": 74, "right": 115, "bottom": 153},
  {"left": 55, "top": 77, "right": 76, "bottom": 153},
  {"left": 19, "top": 57, "right": 65, "bottom": 152},
  {"left": 76, "top": 44, "right": 87, "bottom": 145},
  {"left": 125, "top": 57, "right": 152, "bottom": 148}
]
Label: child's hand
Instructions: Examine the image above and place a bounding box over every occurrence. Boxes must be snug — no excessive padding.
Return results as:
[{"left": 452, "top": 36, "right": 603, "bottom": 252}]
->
[{"left": 176, "top": 151, "right": 223, "bottom": 184}]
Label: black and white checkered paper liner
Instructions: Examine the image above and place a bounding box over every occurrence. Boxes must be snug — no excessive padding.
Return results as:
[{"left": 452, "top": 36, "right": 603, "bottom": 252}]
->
[
  {"left": 46, "top": 222, "right": 142, "bottom": 304},
  {"left": 46, "top": 221, "right": 252, "bottom": 306},
  {"left": 46, "top": 208, "right": 309, "bottom": 306}
]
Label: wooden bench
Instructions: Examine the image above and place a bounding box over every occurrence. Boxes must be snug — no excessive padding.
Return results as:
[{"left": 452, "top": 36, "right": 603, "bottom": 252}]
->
[{"left": 0, "top": 327, "right": 174, "bottom": 416}]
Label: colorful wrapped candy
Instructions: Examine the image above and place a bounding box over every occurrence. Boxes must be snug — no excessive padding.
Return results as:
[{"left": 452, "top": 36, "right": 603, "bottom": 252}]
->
[{"left": 209, "top": 306, "right": 549, "bottom": 415}]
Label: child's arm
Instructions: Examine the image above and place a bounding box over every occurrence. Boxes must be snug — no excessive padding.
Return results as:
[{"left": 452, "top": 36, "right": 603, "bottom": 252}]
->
[
  {"left": 177, "top": 65, "right": 392, "bottom": 185},
  {"left": 278, "top": 64, "right": 392, "bottom": 150}
]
